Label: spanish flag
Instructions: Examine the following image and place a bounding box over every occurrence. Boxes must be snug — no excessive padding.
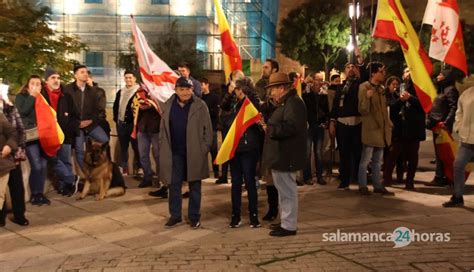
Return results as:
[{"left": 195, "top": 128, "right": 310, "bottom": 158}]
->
[
  {"left": 215, "top": 97, "right": 261, "bottom": 165},
  {"left": 35, "top": 94, "right": 64, "bottom": 157},
  {"left": 433, "top": 123, "right": 473, "bottom": 183},
  {"left": 214, "top": 0, "right": 242, "bottom": 82},
  {"left": 373, "top": 0, "right": 437, "bottom": 113},
  {"left": 293, "top": 76, "right": 302, "bottom": 97}
]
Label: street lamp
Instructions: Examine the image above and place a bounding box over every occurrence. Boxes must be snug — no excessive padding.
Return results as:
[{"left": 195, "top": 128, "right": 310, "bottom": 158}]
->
[{"left": 347, "top": 0, "right": 360, "bottom": 61}]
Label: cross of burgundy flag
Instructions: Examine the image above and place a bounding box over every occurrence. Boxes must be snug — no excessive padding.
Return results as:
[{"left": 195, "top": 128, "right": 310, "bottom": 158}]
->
[
  {"left": 130, "top": 15, "right": 178, "bottom": 103},
  {"left": 423, "top": 0, "right": 468, "bottom": 75}
]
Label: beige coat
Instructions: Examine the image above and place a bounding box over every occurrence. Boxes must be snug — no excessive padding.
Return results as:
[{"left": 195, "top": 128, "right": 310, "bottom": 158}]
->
[
  {"left": 454, "top": 87, "right": 474, "bottom": 144},
  {"left": 159, "top": 95, "right": 213, "bottom": 184},
  {"left": 358, "top": 81, "right": 392, "bottom": 148}
]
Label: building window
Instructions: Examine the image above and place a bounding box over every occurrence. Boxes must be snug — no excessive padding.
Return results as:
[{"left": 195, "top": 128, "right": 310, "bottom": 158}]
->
[
  {"left": 85, "top": 52, "right": 104, "bottom": 76},
  {"left": 151, "top": 0, "right": 169, "bottom": 4},
  {"left": 85, "top": 0, "right": 102, "bottom": 3}
]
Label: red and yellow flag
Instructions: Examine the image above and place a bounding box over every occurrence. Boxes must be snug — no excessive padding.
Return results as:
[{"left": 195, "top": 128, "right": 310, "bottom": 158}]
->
[
  {"left": 214, "top": 0, "right": 242, "bottom": 82},
  {"left": 293, "top": 76, "right": 302, "bottom": 97},
  {"left": 215, "top": 97, "right": 261, "bottom": 165},
  {"left": 35, "top": 94, "right": 64, "bottom": 157},
  {"left": 433, "top": 123, "right": 472, "bottom": 183},
  {"left": 373, "top": 0, "right": 437, "bottom": 113}
]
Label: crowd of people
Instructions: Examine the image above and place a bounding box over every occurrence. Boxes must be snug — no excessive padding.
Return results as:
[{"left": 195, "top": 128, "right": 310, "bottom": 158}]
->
[{"left": 1, "top": 52, "right": 473, "bottom": 237}]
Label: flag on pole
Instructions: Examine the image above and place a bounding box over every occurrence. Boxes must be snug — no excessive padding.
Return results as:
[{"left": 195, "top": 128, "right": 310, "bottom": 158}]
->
[
  {"left": 213, "top": 0, "right": 242, "bottom": 82},
  {"left": 130, "top": 15, "right": 178, "bottom": 103},
  {"left": 428, "top": 0, "right": 468, "bottom": 75},
  {"left": 35, "top": 94, "right": 64, "bottom": 157},
  {"left": 422, "top": 0, "right": 442, "bottom": 26},
  {"left": 215, "top": 97, "right": 261, "bottom": 165},
  {"left": 373, "top": 0, "right": 437, "bottom": 113}
]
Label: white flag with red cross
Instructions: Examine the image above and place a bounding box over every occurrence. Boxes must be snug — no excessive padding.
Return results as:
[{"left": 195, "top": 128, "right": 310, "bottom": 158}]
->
[{"left": 130, "top": 15, "right": 178, "bottom": 102}]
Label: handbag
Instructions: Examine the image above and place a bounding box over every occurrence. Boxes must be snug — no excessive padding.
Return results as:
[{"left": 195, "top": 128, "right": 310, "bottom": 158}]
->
[
  {"left": 0, "top": 156, "right": 16, "bottom": 175},
  {"left": 25, "top": 127, "right": 39, "bottom": 142}
]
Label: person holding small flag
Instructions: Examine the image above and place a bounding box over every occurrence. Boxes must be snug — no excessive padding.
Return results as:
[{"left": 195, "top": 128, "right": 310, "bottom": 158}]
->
[{"left": 220, "top": 76, "right": 263, "bottom": 228}]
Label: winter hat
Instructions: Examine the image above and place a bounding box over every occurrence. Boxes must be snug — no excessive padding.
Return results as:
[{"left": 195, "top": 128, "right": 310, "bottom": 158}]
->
[
  {"left": 175, "top": 76, "right": 193, "bottom": 89},
  {"left": 44, "top": 67, "right": 59, "bottom": 80}
]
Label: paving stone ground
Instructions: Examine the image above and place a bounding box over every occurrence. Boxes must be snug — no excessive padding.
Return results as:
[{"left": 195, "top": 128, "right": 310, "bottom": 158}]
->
[{"left": 1, "top": 140, "right": 474, "bottom": 272}]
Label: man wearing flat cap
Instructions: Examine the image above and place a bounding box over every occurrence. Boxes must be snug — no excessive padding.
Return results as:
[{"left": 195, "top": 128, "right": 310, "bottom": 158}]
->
[
  {"left": 262, "top": 72, "right": 307, "bottom": 237},
  {"left": 159, "top": 76, "right": 213, "bottom": 229}
]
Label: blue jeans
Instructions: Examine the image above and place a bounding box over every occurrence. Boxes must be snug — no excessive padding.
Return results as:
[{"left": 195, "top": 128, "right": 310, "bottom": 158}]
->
[
  {"left": 116, "top": 122, "right": 140, "bottom": 170},
  {"left": 168, "top": 154, "right": 201, "bottom": 222},
  {"left": 230, "top": 150, "right": 259, "bottom": 218},
  {"left": 50, "top": 144, "right": 75, "bottom": 189},
  {"left": 358, "top": 145, "right": 384, "bottom": 190},
  {"left": 75, "top": 126, "right": 109, "bottom": 170},
  {"left": 453, "top": 143, "right": 474, "bottom": 198},
  {"left": 137, "top": 132, "right": 160, "bottom": 182},
  {"left": 25, "top": 143, "right": 48, "bottom": 195},
  {"left": 303, "top": 126, "right": 325, "bottom": 181}
]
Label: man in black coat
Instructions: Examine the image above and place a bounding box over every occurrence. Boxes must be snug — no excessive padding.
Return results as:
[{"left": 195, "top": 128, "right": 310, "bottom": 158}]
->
[
  {"left": 262, "top": 73, "right": 307, "bottom": 237},
  {"left": 200, "top": 78, "right": 220, "bottom": 179},
  {"left": 43, "top": 68, "right": 80, "bottom": 196},
  {"left": 426, "top": 68, "right": 459, "bottom": 186},
  {"left": 64, "top": 65, "right": 109, "bottom": 171}
]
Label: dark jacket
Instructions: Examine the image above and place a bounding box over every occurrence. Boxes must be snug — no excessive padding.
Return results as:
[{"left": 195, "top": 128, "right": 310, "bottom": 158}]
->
[
  {"left": 302, "top": 91, "right": 329, "bottom": 128},
  {"left": 41, "top": 87, "right": 80, "bottom": 145},
  {"left": 0, "top": 113, "right": 17, "bottom": 152},
  {"left": 64, "top": 81, "right": 105, "bottom": 133},
  {"left": 2, "top": 101, "right": 26, "bottom": 148},
  {"left": 388, "top": 81, "right": 426, "bottom": 142},
  {"left": 94, "top": 83, "right": 111, "bottom": 136},
  {"left": 202, "top": 91, "right": 220, "bottom": 131},
  {"left": 263, "top": 89, "right": 308, "bottom": 171},
  {"left": 14, "top": 93, "right": 37, "bottom": 129},
  {"left": 221, "top": 90, "right": 263, "bottom": 154},
  {"left": 427, "top": 78, "right": 459, "bottom": 132},
  {"left": 330, "top": 78, "right": 362, "bottom": 120},
  {"left": 137, "top": 106, "right": 161, "bottom": 134},
  {"left": 113, "top": 88, "right": 135, "bottom": 124}
]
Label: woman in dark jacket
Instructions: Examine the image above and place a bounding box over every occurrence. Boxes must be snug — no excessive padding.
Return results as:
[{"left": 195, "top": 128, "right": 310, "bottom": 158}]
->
[
  {"left": 14, "top": 75, "right": 50, "bottom": 206},
  {"left": 221, "top": 77, "right": 263, "bottom": 228},
  {"left": 1, "top": 96, "right": 29, "bottom": 226},
  {"left": 383, "top": 77, "right": 426, "bottom": 190}
]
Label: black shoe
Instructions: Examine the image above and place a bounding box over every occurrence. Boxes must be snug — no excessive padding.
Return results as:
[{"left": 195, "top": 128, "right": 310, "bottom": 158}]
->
[
  {"left": 269, "top": 223, "right": 281, "bottom": 230},
  {"left": 269, "top": 227, "right": 297, "bottom": 237},
  {"left": 405, "top": 183, "right": 415, "bottom": 190},
  {"left": 190, "top": 220, "right": 201, "bottom": 229},
  {"left": 430, "top": 159, "right": 437, "bottom": 164},
  {"left": 12, "top": 217, "right": 29, "bottom": 226},
  {"left": 317, "top": 177, "right": 327, "bottom": 185},
  {"left": 229, "top": 215, "right": 241, "bottom": 228},
  {"left": 148, "top": 187, "right": 168, "bottom": 198},
  {"left": 182, "top": 191, "right": 190, "bottom": 198},
  {"left": 249, "top": 214, "right": 261, "bottom": 228},
  {"left": 296, "top": 179, "right": 305, "bottom": 186},
  {"left": 138, "top": 180, "right": 152, "bottom": 188},
  {"left": 303, "top": 178, "right": 314, "bottom": 185},
  {"left": 30, "top": 194, "right": 43, "bottom": 206},
  {"left": 38, "top": 194, "right": 51, "bottom": 205},
  {"left": 425, "top": 177, "right": 448, "bottom": 187},
  {"left": 443, "top": 195, "right": 464, "bottom": 208},
  {"left": 164, "top": 217, "right": 182, "bottom": 228},
  {"left": 359, "top": 187, "right": 371, "bottom": 196},
  {"left": 0, "top": 208, "right": 6, "bottom": 227},
  {"left": 373, "top": 187, "right": 395, "bottom": 196},
  {"left": 215, "top": 177, "right": 228, "bottom": 184},
  {"left": 262, "top": 210, "right": 277, "bottom": 221},
  {"left": 337, "top": 184, "right": 350, "bottom": 190}
]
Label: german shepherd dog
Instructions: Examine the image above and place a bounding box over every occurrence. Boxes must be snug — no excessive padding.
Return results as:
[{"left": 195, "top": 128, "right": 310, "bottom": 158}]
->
[{"left": 77, "top": 139, "right": 126, "bottom": 201}]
